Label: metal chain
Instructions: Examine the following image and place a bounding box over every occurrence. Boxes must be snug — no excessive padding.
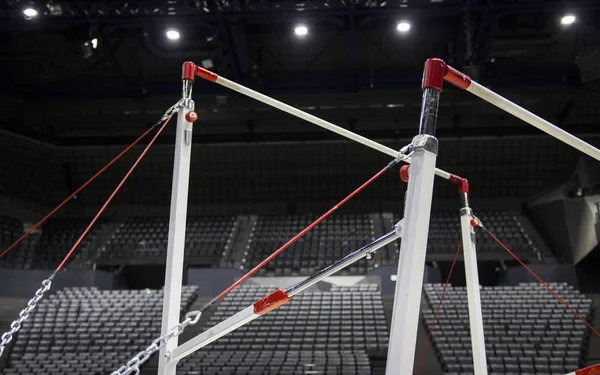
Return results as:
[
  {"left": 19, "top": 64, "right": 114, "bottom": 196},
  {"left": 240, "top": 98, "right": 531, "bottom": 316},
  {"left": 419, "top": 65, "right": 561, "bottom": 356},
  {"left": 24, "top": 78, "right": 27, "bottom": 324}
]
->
[
  {"left": 111, "top": 310, "right": 201, "bottom": 375},
  {"left": 0, "top": 277, "right": 53, "bottom": 358}
]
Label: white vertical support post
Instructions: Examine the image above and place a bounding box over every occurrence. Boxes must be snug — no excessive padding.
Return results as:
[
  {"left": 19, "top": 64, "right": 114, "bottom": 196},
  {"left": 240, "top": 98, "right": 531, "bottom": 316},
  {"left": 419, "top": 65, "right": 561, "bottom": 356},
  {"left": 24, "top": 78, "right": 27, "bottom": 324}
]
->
[
  {"left": 158, "top": 72, "right": 196, "bottom": 375},
  {"left": 459, "top": 194, "right": 488, "bottom": 375},
  {"left": 386, "top": 58, "right": 444, "bottom": 374},
  {"left": 386, "top": 138, "right": 437, "bottom": 374}
]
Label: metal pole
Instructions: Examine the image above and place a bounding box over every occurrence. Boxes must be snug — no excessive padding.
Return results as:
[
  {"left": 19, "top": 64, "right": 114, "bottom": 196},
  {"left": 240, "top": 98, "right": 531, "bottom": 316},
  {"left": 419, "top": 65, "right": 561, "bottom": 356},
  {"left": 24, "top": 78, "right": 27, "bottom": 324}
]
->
[
  {"left": 459, "top": 193, "right": 488, "bottom": 375},
  {"left": 386, "top": 59, "right": 442, "bottom": 373},
  {"left": 158, "top": 74, "right": 195, "bottom": 375}
]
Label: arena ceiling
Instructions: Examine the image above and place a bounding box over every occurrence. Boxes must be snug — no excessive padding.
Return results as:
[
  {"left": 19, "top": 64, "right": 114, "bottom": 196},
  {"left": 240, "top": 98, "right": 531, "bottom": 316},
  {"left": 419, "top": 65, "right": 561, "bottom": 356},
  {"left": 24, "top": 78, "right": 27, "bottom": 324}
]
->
[{"left": 1, "top": 0, "right": 600, "bottom": 144}]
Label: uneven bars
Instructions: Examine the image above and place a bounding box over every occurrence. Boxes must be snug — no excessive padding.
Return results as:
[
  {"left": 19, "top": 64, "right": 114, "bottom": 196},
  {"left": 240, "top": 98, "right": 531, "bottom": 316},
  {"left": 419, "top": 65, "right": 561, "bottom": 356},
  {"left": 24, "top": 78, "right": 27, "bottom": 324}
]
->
[
  {"left": 185, "top": 63, "right": 453, "bottom": 180},
  {"left": 422, "top": 58, "right": 600, "bottom": 162}
]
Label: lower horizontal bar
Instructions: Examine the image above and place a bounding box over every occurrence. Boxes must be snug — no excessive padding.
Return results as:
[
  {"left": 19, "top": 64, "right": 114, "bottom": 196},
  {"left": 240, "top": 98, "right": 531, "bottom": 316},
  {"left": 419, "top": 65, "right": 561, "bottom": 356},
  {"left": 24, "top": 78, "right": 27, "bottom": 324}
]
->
[{"left": 167, "top": 229, "right": 401, "bottom": 364}]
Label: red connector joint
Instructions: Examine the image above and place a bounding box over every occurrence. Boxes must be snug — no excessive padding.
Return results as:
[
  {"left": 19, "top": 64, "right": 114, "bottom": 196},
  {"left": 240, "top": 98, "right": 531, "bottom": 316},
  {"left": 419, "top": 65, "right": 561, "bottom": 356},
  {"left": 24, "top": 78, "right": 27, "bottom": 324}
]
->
[
  {"left": 449, "top": 174, "right": 469, "bottom": 194},
  {"left": 196, "top": 66, "right": 218, "bottom": 82},
  {"left": 444, "top": 65, "right": 472, "bottom": 90},
  {"left": 182, "top": 61, "right": 197, "bottom": 82},
  {"left": 422, "top": 58, "right": 448, "bottom": 92},
  {"left": 253, "top": 289, "right": 289, "bottom": 316}
]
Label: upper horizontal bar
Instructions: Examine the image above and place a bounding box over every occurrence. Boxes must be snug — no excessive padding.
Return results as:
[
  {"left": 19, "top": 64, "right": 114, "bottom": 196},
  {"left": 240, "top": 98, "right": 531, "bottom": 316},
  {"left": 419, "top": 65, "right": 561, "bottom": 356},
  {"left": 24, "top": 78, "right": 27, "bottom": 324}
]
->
[
  {"left": 422, "top": 58, "right": 600, "bottom": 162},
  {"left": 188, "top": 63, "right": 453, "bottom": 181}
]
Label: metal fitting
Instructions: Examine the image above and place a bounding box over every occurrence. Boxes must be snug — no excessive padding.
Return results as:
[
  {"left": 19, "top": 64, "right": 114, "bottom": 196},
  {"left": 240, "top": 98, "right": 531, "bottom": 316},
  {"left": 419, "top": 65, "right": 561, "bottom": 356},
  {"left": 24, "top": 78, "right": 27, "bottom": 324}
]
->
[
  {"left": 180, "top": 98, "right": 195, "bottom": 110},
  {"left": 459, "top": 207, "right": 472, "bottom": 216},
  {"left": 411, "top": 134, "right": 439, "bottom": 154}
]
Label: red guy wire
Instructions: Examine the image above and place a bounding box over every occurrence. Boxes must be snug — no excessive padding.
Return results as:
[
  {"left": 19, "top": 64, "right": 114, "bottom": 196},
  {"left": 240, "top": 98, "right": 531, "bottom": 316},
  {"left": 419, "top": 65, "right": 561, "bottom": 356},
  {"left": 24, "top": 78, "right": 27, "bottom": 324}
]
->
[
  {"left": 0, "top": 125, "right": 158, "bottom": 260},
  {"left": 214, "top": 164, "right": 394, "bottom": 301},
  {"left": 485, "top": 229, "right": 600, "bottom": 338},
  {"left": 54, "top": 117, "right": 171, "bottom": 272},
  {"left": 414, "top": 241, "right": 462, "bottom": 375}
]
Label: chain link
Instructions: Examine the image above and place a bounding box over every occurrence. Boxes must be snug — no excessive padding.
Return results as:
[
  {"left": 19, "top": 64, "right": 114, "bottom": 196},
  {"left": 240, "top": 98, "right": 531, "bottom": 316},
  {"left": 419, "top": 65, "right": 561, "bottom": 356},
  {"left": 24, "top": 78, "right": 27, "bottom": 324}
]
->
[
  {"left": 111, "top": 310, "right": 201, "bottom": 375},
  {"left": 0, "top": 278, "right": 53, "bottom": 358}
]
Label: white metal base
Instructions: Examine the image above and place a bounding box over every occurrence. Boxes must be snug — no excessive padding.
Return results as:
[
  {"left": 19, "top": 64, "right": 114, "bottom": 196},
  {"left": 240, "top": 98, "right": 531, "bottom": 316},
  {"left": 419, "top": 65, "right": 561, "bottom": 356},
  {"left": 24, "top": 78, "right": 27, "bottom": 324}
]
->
[{"left": 385, "top": 137, "right": 438, "bottom": 375}]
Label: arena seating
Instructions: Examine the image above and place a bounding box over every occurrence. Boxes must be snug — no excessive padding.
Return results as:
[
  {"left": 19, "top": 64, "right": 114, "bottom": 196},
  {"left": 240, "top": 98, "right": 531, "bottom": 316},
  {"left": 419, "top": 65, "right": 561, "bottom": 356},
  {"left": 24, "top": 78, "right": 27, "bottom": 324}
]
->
[
  {"left": 98, "top": 216, "right": 237, "bottom": 266},
  {"left": 382, "top": 211, "right": 546, "bottom": 264},
  {"left": 0, "top": 216, "right": 37, "bottom": 270},
  {"left": 2, "top": 286, "right": 198, "bottom": 375},
  {"left": 177, "top": 350, "right": 372, "bottom": 375},
  {"left": 177, "top": 284, "right": 385, "bottom": 374},
  {"left": 243, "top": 214, "right": 375, "bottom": 276},
  {"left": 33, "top": 218, "right": 104, "bottom": 269},
  {"left": 422, "top": 282, "right": 594, "bottom": 374}
]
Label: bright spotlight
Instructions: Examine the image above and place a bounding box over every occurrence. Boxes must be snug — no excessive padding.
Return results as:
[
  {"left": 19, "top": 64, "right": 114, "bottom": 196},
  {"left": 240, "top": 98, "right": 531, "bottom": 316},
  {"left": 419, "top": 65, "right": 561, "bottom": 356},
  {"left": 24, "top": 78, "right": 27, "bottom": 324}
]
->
[
  {"left": 166, "top": 29, "right": 181, "bottom": 41},
  {"left": 91, "top": 38, "right": 98, "bottom": 49},
  {"left": 23, "top": 7, "right": 38, "bottom": 18},
  {"left": 560, "top": 14, "right": 576, "bottom": 26},
  {"left": 294, "top": 25, "right": 308, "bottom": 37},
  {"left": 396, "top": 21, "right": 411, "bottom": 33}
]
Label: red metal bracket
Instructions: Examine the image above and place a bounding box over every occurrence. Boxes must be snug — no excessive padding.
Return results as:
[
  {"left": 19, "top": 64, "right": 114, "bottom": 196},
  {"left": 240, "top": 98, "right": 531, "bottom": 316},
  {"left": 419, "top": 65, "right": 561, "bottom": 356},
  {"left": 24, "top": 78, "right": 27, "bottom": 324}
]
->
[
  {"left": 253, "top": 289, "right": 289, "bottom": 315},
  {"left": 182, "top": 61, "right": 197, "bottom": 82},
  {"left": 448, "top": 174, "right": 469, "bottom": 194},
  {"left": 422, "top": 58, "right": 447, "bottom": 92}
]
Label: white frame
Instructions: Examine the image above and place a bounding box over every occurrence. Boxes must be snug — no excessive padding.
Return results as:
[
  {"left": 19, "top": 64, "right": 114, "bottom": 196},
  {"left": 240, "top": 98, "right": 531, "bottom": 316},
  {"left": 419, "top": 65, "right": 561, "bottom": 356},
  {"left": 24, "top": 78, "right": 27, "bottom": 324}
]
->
[{"left": 157, "top": 59, "right": 600, "bottom": 375}]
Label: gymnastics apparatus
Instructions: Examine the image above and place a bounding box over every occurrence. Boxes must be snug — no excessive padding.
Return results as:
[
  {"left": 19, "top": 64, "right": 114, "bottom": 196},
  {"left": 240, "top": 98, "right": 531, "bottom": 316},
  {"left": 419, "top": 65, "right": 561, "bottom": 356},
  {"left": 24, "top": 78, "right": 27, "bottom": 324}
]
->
[{"left": 0, "top": 58, "right": 599, "bottom": 375}]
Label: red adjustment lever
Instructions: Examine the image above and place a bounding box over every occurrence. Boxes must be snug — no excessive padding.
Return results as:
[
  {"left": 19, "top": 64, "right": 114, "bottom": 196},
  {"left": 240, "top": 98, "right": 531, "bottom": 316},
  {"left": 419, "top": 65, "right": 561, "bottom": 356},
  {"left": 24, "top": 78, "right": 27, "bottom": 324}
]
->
[
  {"left": 185, "top": 111, "right": 198, "bottom": 123},
  {"left": 400, "top": 165, "right": 410, "bottom": 183}
]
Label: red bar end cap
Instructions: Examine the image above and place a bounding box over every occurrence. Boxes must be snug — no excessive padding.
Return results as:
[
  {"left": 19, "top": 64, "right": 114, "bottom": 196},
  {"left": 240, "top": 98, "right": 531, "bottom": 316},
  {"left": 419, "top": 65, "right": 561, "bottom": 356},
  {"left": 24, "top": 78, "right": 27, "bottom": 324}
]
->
[
  {"left": 182, "top": 61, "right": 197, "bottom": 82},
  {"left": 422, "top": 58, "right": 448, "bottom": 92},
  {"left": 400, "top": 165, "right": 410, "bottom": 183},
  {"left": 253, "top": 289, "right": 289, "bottom": 315},
  {"left": 445, "top": 65, "right": 472, "bottom": 90},
  {"left": 196, "top": 66, "right": 218, "bottom": 82}
]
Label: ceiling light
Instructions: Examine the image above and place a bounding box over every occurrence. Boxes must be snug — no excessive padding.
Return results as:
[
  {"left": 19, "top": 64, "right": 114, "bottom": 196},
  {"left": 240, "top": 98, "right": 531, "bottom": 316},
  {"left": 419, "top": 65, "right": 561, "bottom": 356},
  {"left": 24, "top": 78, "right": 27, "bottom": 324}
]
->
[
  {"left": 201, "top": 58, "right": 214, "bottom": 69},
  {"left": 396, "top": 21, "right": 411, "bottom": 33},
  {"left": 294, "top": 24, "right": 308, "bottom": 37},
  {"left": 23, "top": 7, "right": 38, "bottom": 18},
  {"left": 91, "top": 38, "right": 98, "bottom": 49},
  {"left": 166, "top": 29, "right": 180, "bottom": 41},
  {"left": 560, "top": 14, "right": 576, "bottom": 26}
]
